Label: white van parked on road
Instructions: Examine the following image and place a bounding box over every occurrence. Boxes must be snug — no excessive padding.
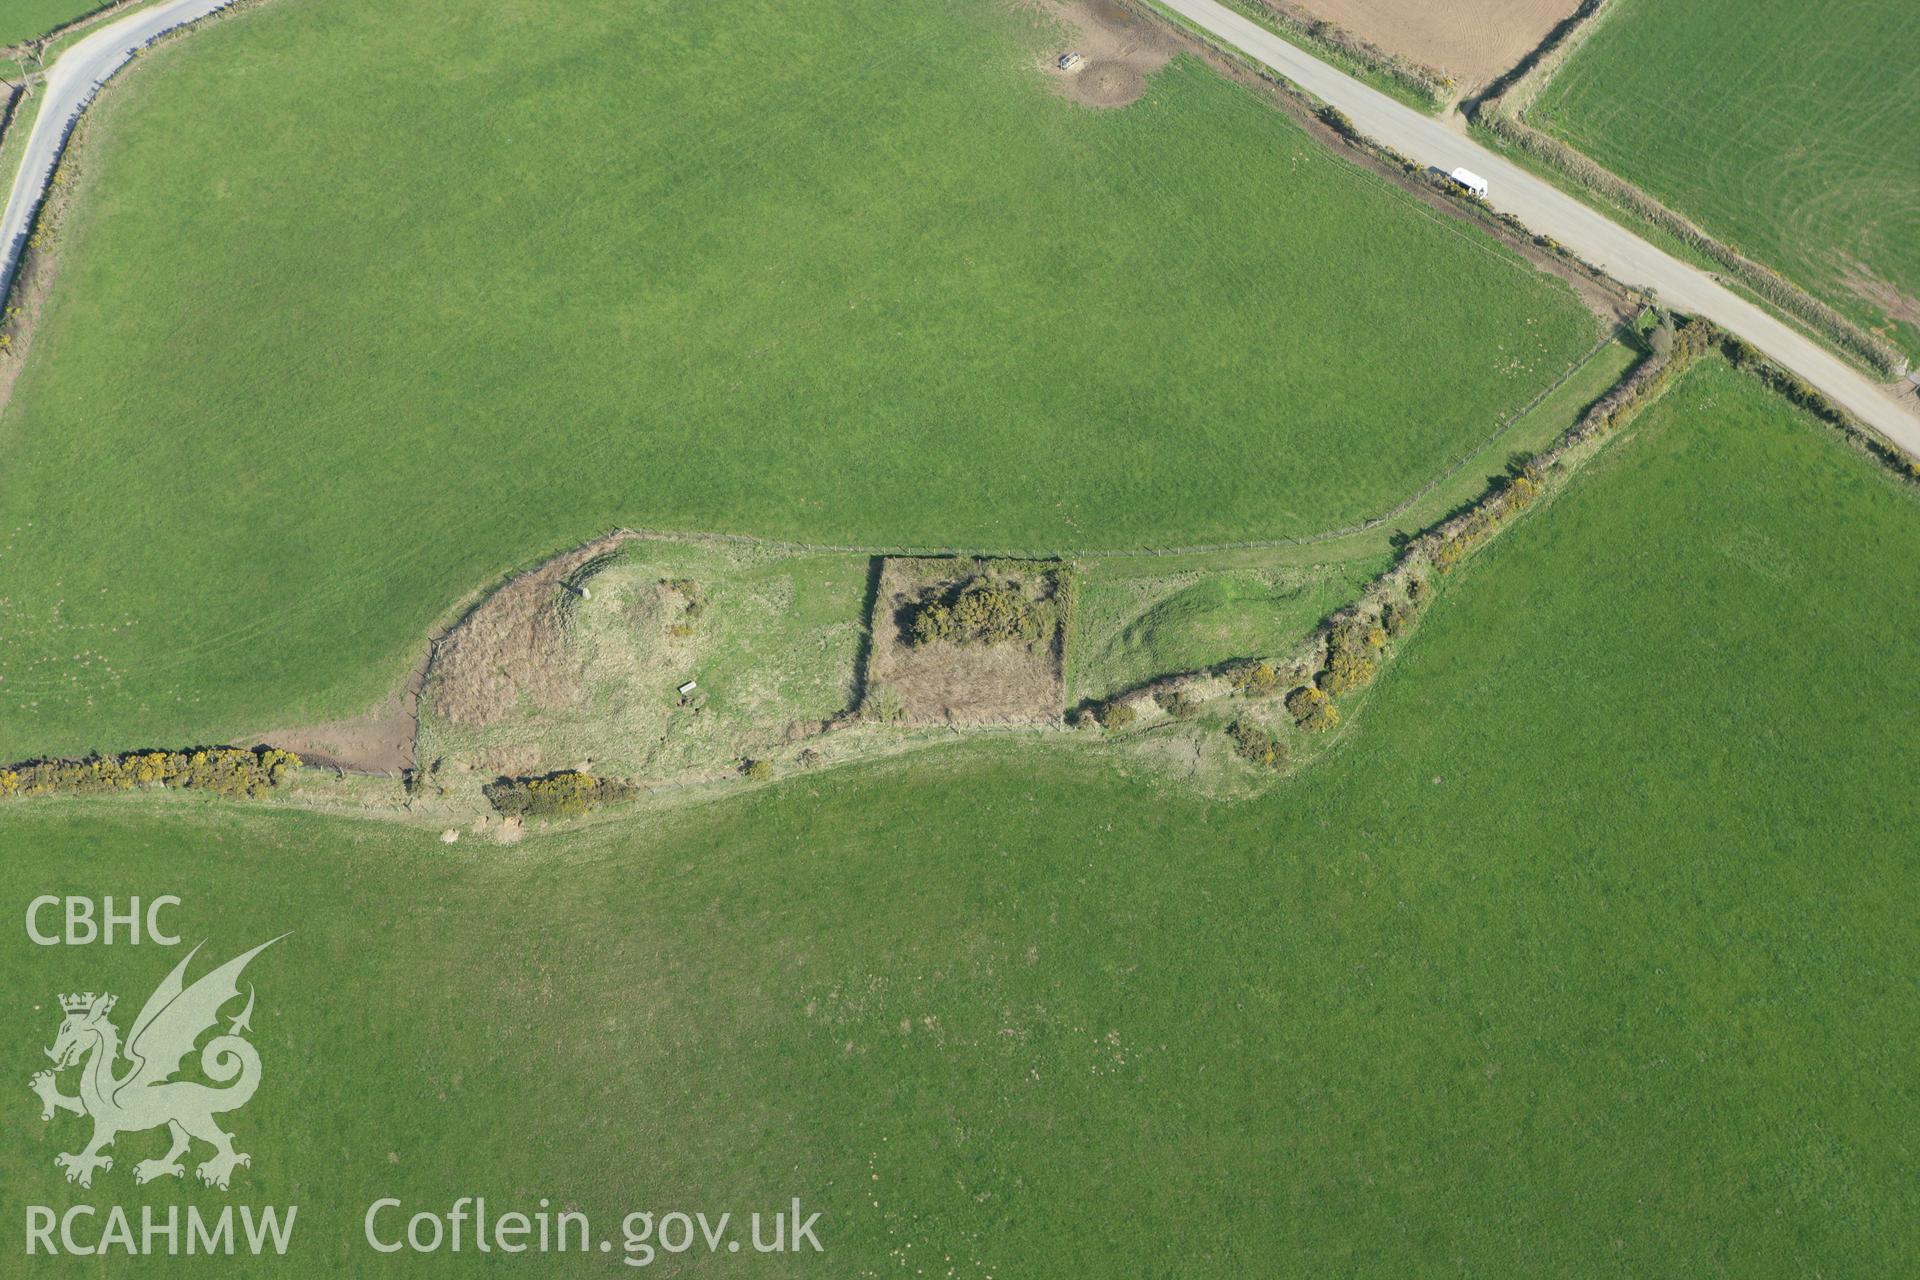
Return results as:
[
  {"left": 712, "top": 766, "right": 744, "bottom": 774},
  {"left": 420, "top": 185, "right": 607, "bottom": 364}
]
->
[{"left": 1449, "top": 168, "right": 1490, "bottom": 199}]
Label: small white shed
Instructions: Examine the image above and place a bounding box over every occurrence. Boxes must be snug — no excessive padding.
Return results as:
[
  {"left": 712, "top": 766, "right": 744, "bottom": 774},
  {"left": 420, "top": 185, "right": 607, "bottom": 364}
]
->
[
  {"left": 1449, "top": 168, "right": 1490, "bottom": 199},
  {"left": 677, "top": 680, "right": 698, "bottom": 696}
]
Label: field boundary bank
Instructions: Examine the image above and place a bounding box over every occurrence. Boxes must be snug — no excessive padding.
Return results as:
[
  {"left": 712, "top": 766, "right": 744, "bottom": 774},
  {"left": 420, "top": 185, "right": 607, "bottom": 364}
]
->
[
  {"left": 15, "top": 329, "right": 1913, "bottom": 807},
  {"left": 1469, "top": 0, "right": 1908, "bottom": 380},
  {"left": 0, "top": 329, "right": 1709, "bottom": 802}
]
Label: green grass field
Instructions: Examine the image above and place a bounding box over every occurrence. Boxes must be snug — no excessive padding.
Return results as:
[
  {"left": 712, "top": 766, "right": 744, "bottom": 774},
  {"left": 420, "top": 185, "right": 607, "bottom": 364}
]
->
[
  {"left": 0, "top": 0, "right": 107, "bottom": 48},
  {"left": 6, "top": 359, "right": 1916, "bottom": 1274},
  {"left": 0, "top": 0, "right": 1596, "bottom": 761},
  {"left": 1532, "top": 0, "right": 1920, "bottom": 356},
  {"left": 1068, "top": 334, "right": 1640, "bottom": 702}
]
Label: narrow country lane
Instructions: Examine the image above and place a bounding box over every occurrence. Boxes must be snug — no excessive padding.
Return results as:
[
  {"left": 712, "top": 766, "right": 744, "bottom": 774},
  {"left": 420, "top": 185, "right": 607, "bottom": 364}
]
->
[
  {"left": 0, "top": 0, "right": 241, "bottom": 306},
  {"left": 1155, "top": 0, "right": 1920, "bottom": 457}
]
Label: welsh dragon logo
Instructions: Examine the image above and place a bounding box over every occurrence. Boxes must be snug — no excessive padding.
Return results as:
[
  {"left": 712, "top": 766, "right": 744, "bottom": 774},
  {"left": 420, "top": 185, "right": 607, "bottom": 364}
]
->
[{"left": 29, "top": 937, "right": 284, "bottom": 1190}]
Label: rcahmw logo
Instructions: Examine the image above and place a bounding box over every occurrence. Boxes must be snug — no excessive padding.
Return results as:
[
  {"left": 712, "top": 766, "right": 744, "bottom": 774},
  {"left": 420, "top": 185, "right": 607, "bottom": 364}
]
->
[{"left": 24, "top": 935, "right": 299, "bottom": 1258}]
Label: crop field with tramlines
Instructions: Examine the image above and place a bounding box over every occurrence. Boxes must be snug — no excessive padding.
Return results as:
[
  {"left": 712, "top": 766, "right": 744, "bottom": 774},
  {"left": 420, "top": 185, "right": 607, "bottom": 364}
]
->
[{"left": 1532, "top": 0, "right": 1920, "bottom": 357}]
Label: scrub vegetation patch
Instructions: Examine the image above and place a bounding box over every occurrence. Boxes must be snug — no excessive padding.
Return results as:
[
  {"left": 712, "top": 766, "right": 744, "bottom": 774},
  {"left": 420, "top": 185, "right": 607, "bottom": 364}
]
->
[{"left": 864, "top": 558, "right": 1070, "bottom": 727}]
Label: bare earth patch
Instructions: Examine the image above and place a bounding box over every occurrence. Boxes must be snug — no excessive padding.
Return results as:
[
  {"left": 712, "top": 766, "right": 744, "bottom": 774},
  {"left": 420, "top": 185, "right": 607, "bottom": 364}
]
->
[
  {"left": 1278, "top": 0, "right": 1584, "bottom": 91},
  {"left": 864, "top": 558, "right": 1067, "bottom": 726},
  {"left": 246, "top": 657, "right": 424, "bottom": 775},
  {"left": 1035, "top": 0, "right": 1172, "bottom": 109}
]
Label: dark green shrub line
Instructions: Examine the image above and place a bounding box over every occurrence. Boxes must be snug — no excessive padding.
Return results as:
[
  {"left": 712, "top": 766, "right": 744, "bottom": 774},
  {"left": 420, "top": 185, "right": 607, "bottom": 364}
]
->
[
  {"left": 1284, "top": 685, "right": 1338, "bottom": 733},
  {"left": 482, "top": 770, "right": 638, "bottom": 820},
  {"left": 1719, "top": 336, "right": 1920, "bottom": 485},
  {"left": 0, "top": 746, "right": 302, "bottom": 801},
  {"left": 1426, "top": 317, "right": 1711, "bottom": 575}
]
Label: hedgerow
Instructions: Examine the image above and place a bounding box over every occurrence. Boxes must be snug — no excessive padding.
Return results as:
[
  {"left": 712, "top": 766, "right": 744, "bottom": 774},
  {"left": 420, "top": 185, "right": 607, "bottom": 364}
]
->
[
  {"left": 1315, "top": 618, "right": 1384, "bottom": 696},
  {"left": 1228, "top": 661, "right": 1282, "bottom": 697},
  {"left": 1427, "top": 318, "right": 1714, "bottom": 577},
  {"left": 0, "top": 747, "right": 302, "bottom": 801},
  {"left": 482, "top": 770, "right": 637, "bottom": 819},
  {"left": 1153, "top": 688, "right": 1202, "bottom": 720}
]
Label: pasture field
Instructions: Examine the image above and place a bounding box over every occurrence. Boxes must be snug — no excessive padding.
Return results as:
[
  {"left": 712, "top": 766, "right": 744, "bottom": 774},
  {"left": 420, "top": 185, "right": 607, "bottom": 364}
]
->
[
  {"left": 0, "top": 1, "right": 107, "bottom": 49},
  {"left": 6, "top": 359, "right": 1918, "bottom": 1275},
  {"left": 0, "top": 0, "right": 1597, "bottom": 761},
  {"left": 1068, "top": 332, "right": 1639, "bottom": 701},
  {"left": 1531, "top": 0, "right": 1920, "bottom": 357}
]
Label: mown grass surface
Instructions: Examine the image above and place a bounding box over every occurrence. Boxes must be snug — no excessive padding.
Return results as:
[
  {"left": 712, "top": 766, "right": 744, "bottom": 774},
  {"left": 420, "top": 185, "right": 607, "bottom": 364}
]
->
[
  {"left": 1532, "top": 0, "right": 1920, "bottom": 356},
  {"left": 0, "top": 0, "right": 107, "bottom": 48},
  {"left": 6, "top": 362, "right": 1917, "bottom": 1275},
  {"left": 0, "top": 0, "right": 1595, "bottom": 759}
]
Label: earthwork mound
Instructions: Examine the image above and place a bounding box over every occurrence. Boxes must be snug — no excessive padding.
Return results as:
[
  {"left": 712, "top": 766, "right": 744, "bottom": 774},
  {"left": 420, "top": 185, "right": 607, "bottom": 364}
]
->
[{"left": 416, "top": 533, "right": 867, "bottom": 782}]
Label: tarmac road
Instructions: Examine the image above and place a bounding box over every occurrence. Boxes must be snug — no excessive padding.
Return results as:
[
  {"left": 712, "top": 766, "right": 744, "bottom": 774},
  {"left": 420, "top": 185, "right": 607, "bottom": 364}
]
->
[
  {"left": 1156, "top": 0, "right": 1920, "bottom": 457},
  {"left": 0, "top": 0, "right": 240, "bottom": 307}
]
